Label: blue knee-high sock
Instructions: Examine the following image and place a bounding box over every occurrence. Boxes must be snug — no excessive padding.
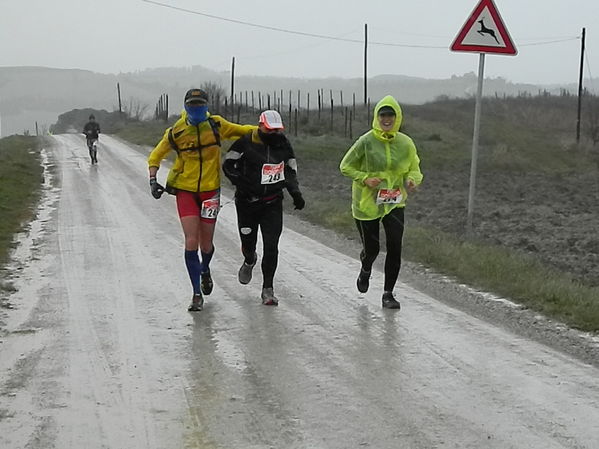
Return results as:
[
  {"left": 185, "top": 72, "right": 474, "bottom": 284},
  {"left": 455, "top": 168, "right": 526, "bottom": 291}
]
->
[
  {"left": 200, "top": 247, "right": 215, "bottom": 274},
  {"left": 184, "top": 250, "right": 202, "bottom": 295}
]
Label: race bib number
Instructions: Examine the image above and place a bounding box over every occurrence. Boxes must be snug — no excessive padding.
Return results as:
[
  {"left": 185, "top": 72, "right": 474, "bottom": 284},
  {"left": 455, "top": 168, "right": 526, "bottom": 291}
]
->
[
  {"left": 261, "top": 162, "right": 285, "bottom": 184},
  {"left": 201, "top": 197, "right": 220, "bottom": 219},
  {"left": 376, "top": 188, "right": 403, "bottom": 205}
]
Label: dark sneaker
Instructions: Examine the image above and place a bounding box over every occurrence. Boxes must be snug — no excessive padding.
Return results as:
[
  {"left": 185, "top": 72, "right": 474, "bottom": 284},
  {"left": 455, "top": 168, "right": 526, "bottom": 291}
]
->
[
  {"left": 356, "top": 268, "right": 371, "bottom": 293},
  {"left": 238, "top": 255, "right": 257, "bottom": 285},
  {"left": 188, "top": 293, "right": 204, "bottom": 312},
  {"left": 261, "top": 287, "right": 279, "bottom": 306},
  {"left": 200, "top": 270, "right": 213, "bottom": 295},
  {"left": 382, "top": 292, "right": 401, "bottom": 309}
]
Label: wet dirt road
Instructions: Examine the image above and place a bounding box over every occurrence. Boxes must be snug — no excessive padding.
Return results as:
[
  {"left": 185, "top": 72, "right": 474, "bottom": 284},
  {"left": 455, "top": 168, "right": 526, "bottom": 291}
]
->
[{"left": 1, "top": 134, "right": 598, "bottom": 449}]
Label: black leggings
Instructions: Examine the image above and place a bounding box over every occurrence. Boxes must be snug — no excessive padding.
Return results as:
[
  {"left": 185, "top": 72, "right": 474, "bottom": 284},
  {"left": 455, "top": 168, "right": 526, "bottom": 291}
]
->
[
  {"left": 355, "top": 207, "right": 405, "bottom": 292},
  {"left": 235, "top": 197, "right": 283, "bottom": 289}
]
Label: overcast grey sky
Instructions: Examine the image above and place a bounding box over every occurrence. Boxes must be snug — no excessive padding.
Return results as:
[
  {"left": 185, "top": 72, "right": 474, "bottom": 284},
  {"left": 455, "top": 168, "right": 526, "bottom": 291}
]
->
[{"left": 1, "top": 0, "right": 597, "bottom": 86}]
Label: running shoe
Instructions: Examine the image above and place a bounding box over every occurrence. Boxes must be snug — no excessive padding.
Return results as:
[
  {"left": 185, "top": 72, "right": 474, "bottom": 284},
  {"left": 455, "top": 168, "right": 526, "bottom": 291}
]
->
[
  {"left": 356, "top": 268, "right": 371, "bottom": 293},
  {"left": 261, "top": 287, "right": 279, "bottom": 306},
  {"left": 200, "top": 270, "right": 213, "bottom": 295},
  {"left": 382, "top": 292, "right": 401, "bottom": 309},
  {"left": 188, "top": 293, "right": 204, "bottom": 312},
  {"left": 238, "top": 255, "right": 257, "bottom": 285}
]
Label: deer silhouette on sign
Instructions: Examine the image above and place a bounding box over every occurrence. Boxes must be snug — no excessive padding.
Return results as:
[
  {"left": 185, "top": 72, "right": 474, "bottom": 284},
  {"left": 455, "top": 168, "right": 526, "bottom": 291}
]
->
[{"left": 477, "top": 18, "right": 500, "bottom": 44}]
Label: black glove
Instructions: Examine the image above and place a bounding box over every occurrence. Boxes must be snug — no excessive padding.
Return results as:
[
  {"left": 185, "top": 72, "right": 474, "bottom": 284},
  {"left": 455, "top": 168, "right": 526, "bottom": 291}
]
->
[
  {"left": 291, "top": 191, "right": 305, "bottom": 210},
  {"left": 150, "top": 177, "right": 165, "bottom": 199}
]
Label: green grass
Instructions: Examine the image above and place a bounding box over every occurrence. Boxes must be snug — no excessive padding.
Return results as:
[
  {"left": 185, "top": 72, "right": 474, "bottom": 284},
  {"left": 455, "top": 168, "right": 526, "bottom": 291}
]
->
[
  {"left": 402, "top": 227, "right": 599, "bottom": 332},
  {"left": 113, "top": 119, "right": 173, "bottom": 148},
  {"left": 0, "top": 136, "right": 43, "bottom": 269}
]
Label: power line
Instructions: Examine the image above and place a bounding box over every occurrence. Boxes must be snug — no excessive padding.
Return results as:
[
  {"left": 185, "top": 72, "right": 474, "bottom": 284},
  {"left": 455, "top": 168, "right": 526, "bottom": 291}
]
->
[
  {"left": 519, "top": 37, "right": 579, "bottom": 47},
  {"left": 141, "top": 0, "right": 447, "bottom": 49},
  {"left": 142, "top": 0, "right": 581, "bottom": 50},
  {"left": 584, "top": 47, "right": 596, "bottom": 93}
]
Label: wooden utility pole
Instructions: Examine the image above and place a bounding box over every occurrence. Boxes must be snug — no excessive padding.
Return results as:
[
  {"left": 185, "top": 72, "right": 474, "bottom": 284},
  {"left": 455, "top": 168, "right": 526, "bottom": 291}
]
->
[
  {"left": 576, "top": 27, "right": 586, "bottom": 143},
  {"left": 230, "top": 57, "right": 235, "bottom": 107},
  {"left": 363, "top": 23, "right": 368, "bottom": 105},
  {"left": 117, "top": 82, "right": 122, "bottom": 114},
  {"left": 165, "top": 94, "right": 169, "bottom": 121}
]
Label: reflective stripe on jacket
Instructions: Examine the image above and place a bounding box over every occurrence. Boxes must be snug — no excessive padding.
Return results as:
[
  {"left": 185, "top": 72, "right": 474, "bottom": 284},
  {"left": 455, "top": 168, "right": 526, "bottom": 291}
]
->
[
  {"left": 339, "top": 95, "right": 423, "bottom": 220},
  {"left": 148, "top": 111, "right": 256, "bottom": 193}
]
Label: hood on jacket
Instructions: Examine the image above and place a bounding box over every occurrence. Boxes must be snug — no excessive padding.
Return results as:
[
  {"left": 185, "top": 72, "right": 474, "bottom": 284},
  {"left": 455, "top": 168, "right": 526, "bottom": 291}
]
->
[{"left": 372, "top": 95, "right": 403, "bottom": 141}]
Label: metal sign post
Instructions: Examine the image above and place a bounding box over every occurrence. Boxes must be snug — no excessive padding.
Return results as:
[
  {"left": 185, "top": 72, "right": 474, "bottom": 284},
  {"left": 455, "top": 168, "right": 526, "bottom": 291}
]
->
[
  {"left": 467, "top": 53, "right": 486, "bottom": 229},
  {"left": 450, "top": 0, "right": 517, "bottom": 229}
]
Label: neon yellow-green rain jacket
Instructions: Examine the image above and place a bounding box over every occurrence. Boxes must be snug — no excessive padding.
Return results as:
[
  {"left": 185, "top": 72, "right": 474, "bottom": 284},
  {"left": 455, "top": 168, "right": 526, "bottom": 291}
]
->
[{"left": 339, "top": 95, "right": 423, "bottom": 220}]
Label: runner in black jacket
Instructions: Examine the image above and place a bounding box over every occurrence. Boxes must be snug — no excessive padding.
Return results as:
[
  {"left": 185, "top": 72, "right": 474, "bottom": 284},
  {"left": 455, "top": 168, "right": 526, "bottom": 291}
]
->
[
  {"left": 223, "top": 110, "right": 305, "bottom": 305},
  {"left": 83, "top": 114, "right": 101, "bottom": 164}
]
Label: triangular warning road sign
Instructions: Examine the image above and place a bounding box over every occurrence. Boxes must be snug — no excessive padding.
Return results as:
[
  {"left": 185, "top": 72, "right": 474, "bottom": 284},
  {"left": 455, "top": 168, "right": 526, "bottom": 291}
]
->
[{"left": 451, "top": 0, "right": 517, "bottom": 55}]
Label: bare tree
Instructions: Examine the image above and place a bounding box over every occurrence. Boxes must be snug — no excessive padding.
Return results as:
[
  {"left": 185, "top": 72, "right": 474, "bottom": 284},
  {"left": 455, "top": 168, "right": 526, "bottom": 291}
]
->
[
  {"left": 123, "top": 97, "right": 150, "bottom": 121},
  {"left": 200, "top": 81, "right": 226, "bottom": 110}
]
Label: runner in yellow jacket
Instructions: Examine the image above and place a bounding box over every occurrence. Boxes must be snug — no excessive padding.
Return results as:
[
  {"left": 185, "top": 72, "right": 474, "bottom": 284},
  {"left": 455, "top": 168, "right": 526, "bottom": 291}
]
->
[
  {"left": 148, "top": 88, "right": 256, "bottom": 312},
  {"left": 340, "top": 95, "right": 423, "bottom": 309}
]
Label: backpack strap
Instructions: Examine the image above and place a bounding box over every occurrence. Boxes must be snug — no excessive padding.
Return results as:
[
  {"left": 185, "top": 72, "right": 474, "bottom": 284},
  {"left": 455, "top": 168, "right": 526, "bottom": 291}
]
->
[
  {"left": 208, "top": 117, "right": 221, "bottom": 147},
  {"left": 167, "top": 127, "right": 180, "bottom": 153},
  {"left": 168, "top": 119, "right": 221, "bottom": 153}
]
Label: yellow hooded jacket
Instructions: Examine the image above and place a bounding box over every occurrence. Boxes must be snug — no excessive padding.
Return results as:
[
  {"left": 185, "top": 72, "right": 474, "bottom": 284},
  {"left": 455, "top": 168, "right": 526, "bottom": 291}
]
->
[
  {"left": 148, "top": 111, "right": 256, "bottom": 193},
  {"left": 339, "top": 95, "right": 423, "bottom": 220}
]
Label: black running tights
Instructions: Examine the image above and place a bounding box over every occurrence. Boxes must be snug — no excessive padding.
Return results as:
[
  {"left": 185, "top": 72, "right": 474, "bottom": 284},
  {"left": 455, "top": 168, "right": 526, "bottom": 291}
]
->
[
  {"left": 355, "top": 207, "right": 405, "bottom": 292},
  {"left": 235, "top": 198, "right": 283, "bottom": 289}
]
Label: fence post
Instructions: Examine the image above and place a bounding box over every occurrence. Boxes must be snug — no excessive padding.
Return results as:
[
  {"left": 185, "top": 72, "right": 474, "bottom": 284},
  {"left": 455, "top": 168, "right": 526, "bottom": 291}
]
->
[
  {"left": 349, "top": 110, "right": 353, "bottom": 140},
  {"left": 165, "top": 94, "right": 169, "bottom": 121},
  {"left": 330, "top": 96, "right": 334, "bottom": 131},
  {"left": 344, "top": 107, "right": 348, "bottom": 137},
  {"left": 117, "top": 82, "right": 122, "bottom": 114},
  {"left": 294, "top": 108, "right": 298, "bottom": 137},
  {"left": 318, "top": 90, "right": 321, "bottom": 120},
  {"left": 307, "top": 92, "right": 310, "bottom": 122}
]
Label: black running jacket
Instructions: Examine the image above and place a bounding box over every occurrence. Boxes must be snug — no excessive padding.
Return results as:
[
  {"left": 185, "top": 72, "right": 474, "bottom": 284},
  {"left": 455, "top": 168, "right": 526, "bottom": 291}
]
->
[{"left": 223, "top": 130, "right": 300, "bottom": 202}]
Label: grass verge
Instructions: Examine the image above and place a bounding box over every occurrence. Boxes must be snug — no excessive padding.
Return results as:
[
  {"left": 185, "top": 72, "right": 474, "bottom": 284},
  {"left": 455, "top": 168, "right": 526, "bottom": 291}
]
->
[{"left": 0, "top": 135, "right": 43, "bottom": 270}]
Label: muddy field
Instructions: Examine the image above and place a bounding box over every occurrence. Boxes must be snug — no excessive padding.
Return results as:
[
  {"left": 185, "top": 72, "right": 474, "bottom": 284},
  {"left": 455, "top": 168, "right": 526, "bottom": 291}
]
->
[{"left": 410, "top": 162, "right": 599, "bottom": 287}]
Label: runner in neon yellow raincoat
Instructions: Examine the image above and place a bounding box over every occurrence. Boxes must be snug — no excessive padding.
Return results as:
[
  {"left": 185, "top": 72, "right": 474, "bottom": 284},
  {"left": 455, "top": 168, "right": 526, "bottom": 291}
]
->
[{"left": 340, "top": 95, "right": 423, "bottom": 309}]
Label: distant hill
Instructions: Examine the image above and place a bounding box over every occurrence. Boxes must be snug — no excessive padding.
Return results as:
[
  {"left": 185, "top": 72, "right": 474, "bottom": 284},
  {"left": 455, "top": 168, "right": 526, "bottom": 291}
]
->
[{"left": 0, "top": 65, "right": 589, "bottom": 136}]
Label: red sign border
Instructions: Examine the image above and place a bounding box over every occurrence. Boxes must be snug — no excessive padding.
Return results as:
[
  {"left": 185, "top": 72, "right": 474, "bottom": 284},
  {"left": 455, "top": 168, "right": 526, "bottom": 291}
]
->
[{"left": 451, "top": 0, "right": 517, "bottom": 55}]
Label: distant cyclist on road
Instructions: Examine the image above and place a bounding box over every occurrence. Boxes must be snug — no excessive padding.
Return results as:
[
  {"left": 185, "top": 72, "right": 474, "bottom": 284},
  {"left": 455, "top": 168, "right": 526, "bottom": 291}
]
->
[
  {"left": 147, "top": 88, "right": 256, "bottom": 312},
  {"left": 83, "top": 114, "right": 100, "bottom": 164},
  {"left": 340, "top": 95, "right": 423, "bottom": 309},
  {"left": 223, "top": 110, "right": 305, "bottom": 306}
]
